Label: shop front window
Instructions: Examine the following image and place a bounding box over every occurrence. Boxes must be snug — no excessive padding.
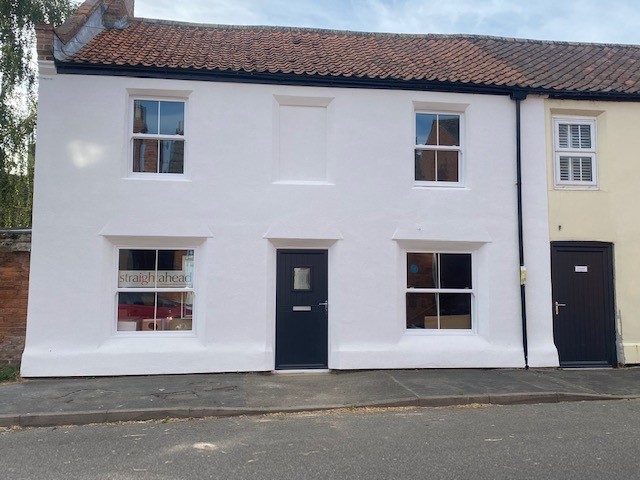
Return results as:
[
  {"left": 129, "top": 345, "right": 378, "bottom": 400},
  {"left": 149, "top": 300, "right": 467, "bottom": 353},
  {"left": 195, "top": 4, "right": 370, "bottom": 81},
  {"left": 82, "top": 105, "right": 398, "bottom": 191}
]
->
[{"left": 116, "top": 249, "right": 194, "bottom": 332}]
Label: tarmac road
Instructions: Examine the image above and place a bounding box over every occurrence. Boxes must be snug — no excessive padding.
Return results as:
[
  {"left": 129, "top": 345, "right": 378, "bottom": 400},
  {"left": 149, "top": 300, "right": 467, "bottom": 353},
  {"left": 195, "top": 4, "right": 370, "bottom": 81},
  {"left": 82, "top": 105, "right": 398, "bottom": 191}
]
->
[{"left": 1, "top": 399, "right": 639, "bottom": 480}]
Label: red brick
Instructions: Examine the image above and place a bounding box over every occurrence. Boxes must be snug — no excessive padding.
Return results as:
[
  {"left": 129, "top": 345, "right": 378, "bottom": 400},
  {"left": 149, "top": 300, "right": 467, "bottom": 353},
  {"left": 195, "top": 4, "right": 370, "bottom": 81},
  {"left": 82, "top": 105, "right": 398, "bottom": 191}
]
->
[{"left": 0, "top": 233, "right": 30, "bottom": 366}]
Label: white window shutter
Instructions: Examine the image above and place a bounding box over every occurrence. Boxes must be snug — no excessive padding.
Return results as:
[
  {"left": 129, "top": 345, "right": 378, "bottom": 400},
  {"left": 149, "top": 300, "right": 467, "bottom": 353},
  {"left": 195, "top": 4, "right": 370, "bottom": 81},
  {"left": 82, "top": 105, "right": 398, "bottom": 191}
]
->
[
  {"left": 559, "top": 156, "right": 571, "bottom": 181},
  {"left": 558, "top": 124, "right": 569, "bottom": 148}
]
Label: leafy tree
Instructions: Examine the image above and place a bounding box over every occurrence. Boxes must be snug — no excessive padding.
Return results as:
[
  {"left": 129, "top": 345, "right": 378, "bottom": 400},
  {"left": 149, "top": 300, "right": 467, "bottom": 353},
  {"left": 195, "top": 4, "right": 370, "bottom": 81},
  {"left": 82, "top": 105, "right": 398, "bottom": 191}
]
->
[{"left": 0, "top": 0, "right": 75, "bottom": 227}]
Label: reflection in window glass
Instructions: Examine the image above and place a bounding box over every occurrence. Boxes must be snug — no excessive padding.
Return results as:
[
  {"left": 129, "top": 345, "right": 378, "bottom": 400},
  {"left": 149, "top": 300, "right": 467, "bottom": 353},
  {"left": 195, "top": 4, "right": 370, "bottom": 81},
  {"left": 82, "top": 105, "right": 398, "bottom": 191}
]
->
[
  {"left": 132, "top": 99, "right": 185, "bottom": 175},
  {"left": 117, "top": 249, "right": 194, "bottom": 332},
  {"left": 415, "top": 112, "right": 461, "bottom": 184},
  {"left": 159, "top": 102, "right": 185, "bottom": 135},
  {"left": 406, "top": 292, "right": 436, "bottom": 328},
  {"left": 415, "top": 150, "right": 436, "bottom": 182},
  {"left": 438, "top": 115, "right": 460, "bottom": 146},
  {"left": 415, "top": 150, "right": 459, "bottom": 182},
  {"left": 133, "top": 100, "right": 159, "bottom": 134},
  {"left": 436, "top": 151, "right": 459, "bottom": 182},
  {"left": 416, "top": 113, "right": 437, "bottom": 145},
  {"left": 407, "top": 253, "right": 437, "bottom": 288},
  {"left": 132, "top": 139, "right": 184, "bottom": 174},
  {"left": 133, "top": 139, "right": 158, "bottom": 173},
  {"left": 406, "top": 252, "right": 472, "bottom": 330}
]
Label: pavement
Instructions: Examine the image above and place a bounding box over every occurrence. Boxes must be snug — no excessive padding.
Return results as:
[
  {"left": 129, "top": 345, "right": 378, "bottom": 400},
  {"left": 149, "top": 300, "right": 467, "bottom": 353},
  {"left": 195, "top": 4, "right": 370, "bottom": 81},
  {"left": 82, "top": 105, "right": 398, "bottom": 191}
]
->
[{"left": 1, "top": 368, "right": 639, "bottom": 428}]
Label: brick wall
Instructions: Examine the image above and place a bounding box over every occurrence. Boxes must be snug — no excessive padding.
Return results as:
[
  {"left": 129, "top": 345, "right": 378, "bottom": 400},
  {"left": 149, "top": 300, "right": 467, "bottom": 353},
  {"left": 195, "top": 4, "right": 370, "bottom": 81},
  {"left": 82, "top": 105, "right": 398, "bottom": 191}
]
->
[{"left": 0, "top": 230, "right": 31, "bottom": 366}]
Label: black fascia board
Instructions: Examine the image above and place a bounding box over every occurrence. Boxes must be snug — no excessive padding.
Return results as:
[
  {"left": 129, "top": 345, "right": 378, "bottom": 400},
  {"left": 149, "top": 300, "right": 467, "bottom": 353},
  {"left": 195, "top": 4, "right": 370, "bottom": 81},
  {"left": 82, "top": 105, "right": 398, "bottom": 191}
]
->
[{"left": 54, "top": 61, "right": 640, "bottom": 101}]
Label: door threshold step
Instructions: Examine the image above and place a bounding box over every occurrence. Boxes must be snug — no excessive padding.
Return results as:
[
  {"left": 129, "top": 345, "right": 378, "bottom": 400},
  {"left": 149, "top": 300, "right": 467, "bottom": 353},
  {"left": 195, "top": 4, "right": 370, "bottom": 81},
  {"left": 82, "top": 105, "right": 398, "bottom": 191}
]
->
[{"left": 273, "top": 369, "right": 331, "bottom": 374}]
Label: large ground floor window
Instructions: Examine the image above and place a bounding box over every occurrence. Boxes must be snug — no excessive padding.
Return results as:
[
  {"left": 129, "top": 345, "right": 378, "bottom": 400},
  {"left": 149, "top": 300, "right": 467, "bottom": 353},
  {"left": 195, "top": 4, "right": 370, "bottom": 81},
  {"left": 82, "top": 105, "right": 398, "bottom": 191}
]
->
[
  {"left": 116, "top": 248, "right": 194, "bottom": 332},
  {"left": 406, "top": 252, "right": 473, "bottom": 330}
]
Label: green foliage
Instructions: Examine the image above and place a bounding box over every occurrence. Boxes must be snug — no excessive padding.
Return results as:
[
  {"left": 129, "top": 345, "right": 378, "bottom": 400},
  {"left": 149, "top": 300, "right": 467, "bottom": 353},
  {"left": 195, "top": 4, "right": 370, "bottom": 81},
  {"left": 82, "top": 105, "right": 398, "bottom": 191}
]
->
[
  {"left": 0, "top": 364, "right": 20, "bottom": 382},
  {"left": 0, "top": 0, "right": 75, "bottom": 227}
]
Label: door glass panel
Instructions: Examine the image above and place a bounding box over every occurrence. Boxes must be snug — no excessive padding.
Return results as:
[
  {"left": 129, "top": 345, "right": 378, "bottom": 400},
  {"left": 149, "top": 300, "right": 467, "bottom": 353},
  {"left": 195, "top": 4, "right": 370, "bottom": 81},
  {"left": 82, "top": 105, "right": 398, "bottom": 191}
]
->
[{"left": 293, "top": 267, "right": 311, "bottom": 290}]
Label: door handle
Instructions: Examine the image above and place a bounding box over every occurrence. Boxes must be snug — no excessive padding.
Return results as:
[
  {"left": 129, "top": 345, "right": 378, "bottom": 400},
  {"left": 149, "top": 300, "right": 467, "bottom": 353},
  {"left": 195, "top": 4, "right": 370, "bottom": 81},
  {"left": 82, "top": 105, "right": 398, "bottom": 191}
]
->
[
  {"left": 319, "top": 301, "right": 328, "bottom": 312},
  {"left": 554, "top": 301, "right": 567, "bottom": 315}
]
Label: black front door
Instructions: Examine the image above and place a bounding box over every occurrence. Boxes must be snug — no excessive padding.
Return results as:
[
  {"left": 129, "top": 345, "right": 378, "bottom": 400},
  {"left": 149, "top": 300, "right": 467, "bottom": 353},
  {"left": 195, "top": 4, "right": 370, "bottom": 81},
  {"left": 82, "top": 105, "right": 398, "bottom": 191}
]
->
[
  {"left": 276, "top": 250, "right": 328, "bottom": 370},
  {"left": 551, "top": 242, "right": 616, "bottom": 367}
]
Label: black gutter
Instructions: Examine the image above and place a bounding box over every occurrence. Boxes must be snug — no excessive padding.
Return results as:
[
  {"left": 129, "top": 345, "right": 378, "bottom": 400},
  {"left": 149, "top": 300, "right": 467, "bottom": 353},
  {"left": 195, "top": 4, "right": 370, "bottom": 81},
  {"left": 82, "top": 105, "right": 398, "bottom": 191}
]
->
[
  {"left": 510, "top": 90, "right": 529, "bottom": 370},
  {"left": 54, "top": 61, "right": 640, "bottom": 102}
]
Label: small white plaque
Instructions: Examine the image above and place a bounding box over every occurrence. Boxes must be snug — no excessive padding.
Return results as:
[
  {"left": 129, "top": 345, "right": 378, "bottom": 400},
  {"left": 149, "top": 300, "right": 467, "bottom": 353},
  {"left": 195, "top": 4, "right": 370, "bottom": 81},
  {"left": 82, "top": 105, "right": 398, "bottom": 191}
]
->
[{"left": 575, "top": 266, "right": 589, "bottom": 273}]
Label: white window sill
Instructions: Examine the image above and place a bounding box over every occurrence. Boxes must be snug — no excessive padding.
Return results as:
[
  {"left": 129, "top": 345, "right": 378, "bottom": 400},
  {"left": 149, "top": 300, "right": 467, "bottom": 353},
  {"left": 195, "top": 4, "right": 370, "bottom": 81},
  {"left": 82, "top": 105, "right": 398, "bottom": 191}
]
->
[
  {"left": 553, "top": 184, "right": 599, "bottom": 191},
  {"left": 404, "top": 329, "right": 477, "bottom": 336},
  {"left": 113, "top": 331, "right": 197, "bottom": 338},
  {"left": 412, "top": 185, "right": 469, "bottom": 191},
  {"left": 124, "top": 174, "right": 191, "bottom": 182},
  {"left": 272, "top": 180, "right": 335, "bottom": 186}
]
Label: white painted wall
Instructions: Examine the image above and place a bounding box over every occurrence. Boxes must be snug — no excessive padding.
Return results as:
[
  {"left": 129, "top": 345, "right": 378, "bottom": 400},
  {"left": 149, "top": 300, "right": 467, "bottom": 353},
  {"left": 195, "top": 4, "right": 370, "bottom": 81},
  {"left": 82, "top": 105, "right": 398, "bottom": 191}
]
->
[{"left": 21, "top": 67, "right": 559, "bottom": 376}]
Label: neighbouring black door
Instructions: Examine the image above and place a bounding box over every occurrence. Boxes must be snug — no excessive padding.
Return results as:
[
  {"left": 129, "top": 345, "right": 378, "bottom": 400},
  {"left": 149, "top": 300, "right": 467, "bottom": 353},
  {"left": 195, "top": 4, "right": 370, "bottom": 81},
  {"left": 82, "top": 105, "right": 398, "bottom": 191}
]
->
[
  {"left": 276, "top": 250, "right": 328, "bottom": 370},
  {"left": 551, "top": 242, "right": 616, "bottom": 367}
]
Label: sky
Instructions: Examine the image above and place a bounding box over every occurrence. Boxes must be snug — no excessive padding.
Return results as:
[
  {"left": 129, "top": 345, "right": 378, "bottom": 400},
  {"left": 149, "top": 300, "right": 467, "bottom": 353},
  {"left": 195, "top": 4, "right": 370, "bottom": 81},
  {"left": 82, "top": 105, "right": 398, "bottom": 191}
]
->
[{"left": 134, "top": 0, "right": 640, "bottom": 45}]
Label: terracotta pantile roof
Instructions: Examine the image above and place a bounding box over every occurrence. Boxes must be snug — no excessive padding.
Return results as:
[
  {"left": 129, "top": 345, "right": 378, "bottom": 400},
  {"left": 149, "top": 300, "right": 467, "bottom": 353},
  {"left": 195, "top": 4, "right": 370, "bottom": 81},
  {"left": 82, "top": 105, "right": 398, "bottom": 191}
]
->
[{"left": 61, "top": 19, "right": 640, "bottom": 96}]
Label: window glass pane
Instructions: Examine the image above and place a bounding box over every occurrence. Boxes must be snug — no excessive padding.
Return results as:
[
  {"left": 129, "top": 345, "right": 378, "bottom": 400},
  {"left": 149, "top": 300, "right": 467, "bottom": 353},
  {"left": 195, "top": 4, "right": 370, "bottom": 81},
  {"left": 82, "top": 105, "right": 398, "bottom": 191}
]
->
[
  {"left": 415, "top": 150, "right": 436, "bottom": 181},
  {"left": 438, "top": 115, "right": 460, "bottom": 146},
  {"left": 407, "top": 253, "right": 437, "bottom": 288},
  {"left": 436, "top": 150, "right": 459, "bottom": 182},
  {"left": 440, "top": 254, "right": 472, "bottom": 289},
  {"left": 133, "top": 139, "right": 159, "bottom": 173},
  {"left": 406, "top": 292, "right": 437, "bottom": 329},
  {"left": 159, "top": 140, "right": 184, "bottom": 174},
  {"left": 157, "top": 291, "right": 193, "bottom": 329},
  {"left": 416, "top": 113, "right": 437, "bottom": 145},
  {"left": 157, "top": 250, "right": 194, "bottom": 288},
  {"left": 293, "top": 267, "right": 312, "bottom": 290},
  {"left": 439, "top": 293, "right": 472, "bottom": 329},
  {"left": 118, "top": 250, "right": 157, "bottom": 288},
  {"left": 133, "top": 100, "right": 158, "bottom": 134},
  {"left": 117, "top": 291, "right": 157, "bottom": 331},
  {"left": 159, "top": 101, "right": 185, "bottom": 135}
]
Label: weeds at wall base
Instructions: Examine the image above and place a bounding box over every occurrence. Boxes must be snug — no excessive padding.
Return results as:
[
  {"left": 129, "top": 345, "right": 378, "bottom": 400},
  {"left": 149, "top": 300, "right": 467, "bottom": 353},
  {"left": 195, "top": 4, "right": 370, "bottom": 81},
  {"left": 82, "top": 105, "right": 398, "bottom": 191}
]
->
[{"left": 0, "top": 365, "right": 20, "bottom": 383}]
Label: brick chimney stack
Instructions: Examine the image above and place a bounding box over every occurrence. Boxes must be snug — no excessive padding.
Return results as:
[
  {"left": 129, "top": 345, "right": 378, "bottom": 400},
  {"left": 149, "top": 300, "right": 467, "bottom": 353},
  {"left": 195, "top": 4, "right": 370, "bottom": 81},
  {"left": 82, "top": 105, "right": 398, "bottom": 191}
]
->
[
  {"left": 103, "top": 0, "right": 135, "bottom": 26},
  {"left": 35, "top": 24, "right": 55, "bottom": 61},
  {"left": 36, "top": 0, "right": 135, "bottom": 62}
]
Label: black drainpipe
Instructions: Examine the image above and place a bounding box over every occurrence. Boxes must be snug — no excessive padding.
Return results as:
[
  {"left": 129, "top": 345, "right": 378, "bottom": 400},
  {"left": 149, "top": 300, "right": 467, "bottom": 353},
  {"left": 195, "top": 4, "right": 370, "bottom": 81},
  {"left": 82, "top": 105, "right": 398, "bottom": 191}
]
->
[{"left": 511, "top": 90, "right": 529, "bottom": 369}]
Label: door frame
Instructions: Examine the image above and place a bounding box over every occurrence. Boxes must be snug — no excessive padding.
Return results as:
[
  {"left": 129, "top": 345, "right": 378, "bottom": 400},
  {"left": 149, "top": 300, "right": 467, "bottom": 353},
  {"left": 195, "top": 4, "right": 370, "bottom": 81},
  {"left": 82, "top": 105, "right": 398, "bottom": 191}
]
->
[
  {"left": 274, "top": 248, "right": 330, "bottom": 370},
  {"left": 550, "top": 241, "right": 617, "bottom": 367}
]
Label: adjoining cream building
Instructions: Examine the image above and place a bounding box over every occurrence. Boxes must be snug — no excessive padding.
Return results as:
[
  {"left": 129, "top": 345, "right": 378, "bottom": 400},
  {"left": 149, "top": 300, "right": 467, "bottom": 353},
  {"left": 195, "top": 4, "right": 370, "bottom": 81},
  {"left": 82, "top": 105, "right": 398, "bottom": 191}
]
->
[{"left": 546, "top": 98, "right": 640, "bottom": 366}]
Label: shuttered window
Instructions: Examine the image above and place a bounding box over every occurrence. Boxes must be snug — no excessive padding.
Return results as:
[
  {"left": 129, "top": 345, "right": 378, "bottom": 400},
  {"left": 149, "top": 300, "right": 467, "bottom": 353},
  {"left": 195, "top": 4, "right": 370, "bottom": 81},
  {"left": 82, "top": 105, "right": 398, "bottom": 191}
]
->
[{"left": 553, "top": 117, "right": 597, "bottom": 187}]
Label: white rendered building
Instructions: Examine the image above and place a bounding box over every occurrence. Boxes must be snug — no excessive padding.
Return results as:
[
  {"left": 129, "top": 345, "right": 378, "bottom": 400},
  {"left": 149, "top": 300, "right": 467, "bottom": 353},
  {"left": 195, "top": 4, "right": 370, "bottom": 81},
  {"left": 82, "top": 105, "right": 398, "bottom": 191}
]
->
[{"left": 22, "top": 0, "right": 565, "bottom": 376}]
